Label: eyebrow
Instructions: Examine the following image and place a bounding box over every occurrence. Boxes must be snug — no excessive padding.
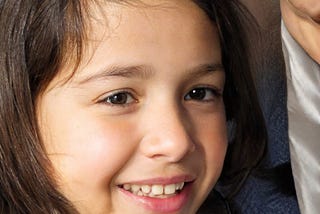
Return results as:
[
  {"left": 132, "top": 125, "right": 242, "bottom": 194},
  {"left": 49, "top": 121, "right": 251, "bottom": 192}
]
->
[
  {"left": 187, "top": 63, "right": 224, "bottom": 78},
  {"left": 77, "top": 63, "right": 224, "bottom": 85}
]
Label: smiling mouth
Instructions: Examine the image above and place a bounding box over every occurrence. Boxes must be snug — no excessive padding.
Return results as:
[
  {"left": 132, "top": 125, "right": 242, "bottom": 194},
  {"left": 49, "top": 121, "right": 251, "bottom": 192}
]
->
[{"left": 119, "top": 182, "right": 185, "bottom": 198}]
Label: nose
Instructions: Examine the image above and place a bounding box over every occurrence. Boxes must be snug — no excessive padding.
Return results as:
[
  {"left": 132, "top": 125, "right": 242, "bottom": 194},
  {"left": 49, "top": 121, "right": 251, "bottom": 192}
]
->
[{"left": 139, "top": 103, "right": 196, "bottom": 162}]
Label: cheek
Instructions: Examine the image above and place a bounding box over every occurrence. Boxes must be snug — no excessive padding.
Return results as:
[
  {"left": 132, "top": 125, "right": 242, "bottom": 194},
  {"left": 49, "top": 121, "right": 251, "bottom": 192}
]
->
[
  {"left": 189, "top": 110, "right": 227, "bottom": 209},
  {"left": 197, "top": 112, "right": 228, "bottom": 178},
  {"left": 44, "top": 113, "right": 138, "bottom": 187}
]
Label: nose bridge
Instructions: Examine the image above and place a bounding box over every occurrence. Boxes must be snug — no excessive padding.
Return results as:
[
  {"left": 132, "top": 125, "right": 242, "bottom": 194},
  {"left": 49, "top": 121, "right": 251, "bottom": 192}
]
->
[{"left": 140, "top": 101, "right": 195, "bottom": 162}]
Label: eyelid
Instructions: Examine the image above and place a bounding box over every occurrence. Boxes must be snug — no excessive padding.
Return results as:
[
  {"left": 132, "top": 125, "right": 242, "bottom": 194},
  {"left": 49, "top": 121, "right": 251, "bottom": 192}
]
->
[
  {"left": 193, "top": 85, "right": 223, "bottom": 95},
  {"left": 207, "top": 85, "right": 223, "bottom": 95}
]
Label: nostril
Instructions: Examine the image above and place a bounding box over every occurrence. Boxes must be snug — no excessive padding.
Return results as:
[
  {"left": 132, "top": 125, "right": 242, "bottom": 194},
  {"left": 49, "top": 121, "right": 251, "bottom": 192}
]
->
[
  {"left": 190, "top": 142, "right": 196, "bottom": 153},
  {"left": 139, "top": 132, "right": 196, "bottom": 162},
  {"left": 311, "top": 15, "right": 320, "bottom": 24}
]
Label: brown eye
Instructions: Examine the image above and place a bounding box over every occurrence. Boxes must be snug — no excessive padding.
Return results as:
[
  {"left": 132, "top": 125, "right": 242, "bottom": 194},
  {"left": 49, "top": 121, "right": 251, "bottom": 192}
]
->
[
  {"left": 103, "top": 92, "right": 136, "bottom": 105},
  {"left": 187, "top": 88, "right": 206, "bottom": 100},
  {"left": 184, "top": 87, "right": 220, "bottom": 101}
]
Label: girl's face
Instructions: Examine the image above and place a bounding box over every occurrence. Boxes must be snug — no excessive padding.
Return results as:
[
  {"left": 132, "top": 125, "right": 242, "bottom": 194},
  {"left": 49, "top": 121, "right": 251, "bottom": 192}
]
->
[{"left": 37, "top": 0, "right": 227, "bottom": 213}]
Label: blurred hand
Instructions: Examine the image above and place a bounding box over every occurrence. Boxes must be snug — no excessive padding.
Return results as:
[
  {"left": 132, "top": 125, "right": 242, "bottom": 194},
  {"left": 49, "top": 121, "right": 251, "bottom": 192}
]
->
[{"left": 281, "top": 0, "right": 320, "bottom": 63}]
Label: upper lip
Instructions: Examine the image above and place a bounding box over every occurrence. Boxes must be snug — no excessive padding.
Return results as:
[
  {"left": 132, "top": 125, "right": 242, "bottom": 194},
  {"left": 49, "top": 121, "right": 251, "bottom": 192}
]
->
[{"left": 117, "top": 174, "right": 196, "bottom": 185}]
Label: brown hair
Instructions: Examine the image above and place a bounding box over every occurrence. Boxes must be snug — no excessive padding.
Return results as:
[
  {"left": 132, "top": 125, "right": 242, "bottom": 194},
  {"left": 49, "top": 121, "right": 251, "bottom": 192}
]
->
[
  {"left": 0, "top": 1, "right": 82, "bottom": 212},
  {"left": 0, "top": 0, "right": 266, "bottom": 212},
  {"left": 196, "top": 0, "right": 267, "bottom": 197}
]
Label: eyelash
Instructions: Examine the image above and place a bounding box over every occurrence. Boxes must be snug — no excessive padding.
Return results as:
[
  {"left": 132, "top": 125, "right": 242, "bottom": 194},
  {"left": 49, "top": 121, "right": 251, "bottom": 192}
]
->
[{"left": 97, "top": 86, "right": 222, "bottom": 107}]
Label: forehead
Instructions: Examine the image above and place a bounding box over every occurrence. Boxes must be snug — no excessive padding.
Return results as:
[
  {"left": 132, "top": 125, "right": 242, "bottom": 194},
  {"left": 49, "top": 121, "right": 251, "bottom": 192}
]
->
[
  {"left": 85, "top": 1, "right": 218, "bottom": 57},
  {"left": 49, "top": 0, "right": 220, "bottom": 88},
  {"left": 86, "top": 0, "right": 215, "bottom": 43}
]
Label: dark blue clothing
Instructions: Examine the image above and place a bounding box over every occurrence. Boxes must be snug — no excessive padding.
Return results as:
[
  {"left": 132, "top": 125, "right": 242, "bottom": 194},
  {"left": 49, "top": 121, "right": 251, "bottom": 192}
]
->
[
  {"left": 228, "top": 65, "right": 300, "bottom": 213},
  {"left": 198, "top": 190, "right": 231, "bottom": 214}
]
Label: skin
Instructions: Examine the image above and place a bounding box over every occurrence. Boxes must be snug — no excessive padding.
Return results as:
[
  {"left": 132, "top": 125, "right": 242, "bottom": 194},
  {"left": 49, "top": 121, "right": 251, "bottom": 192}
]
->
[
  {"left": 281, "top": 0, "right": 320, "bottom": 63},
  {"left": 37, "top": 1, "right": 227, "bottom": 213}
]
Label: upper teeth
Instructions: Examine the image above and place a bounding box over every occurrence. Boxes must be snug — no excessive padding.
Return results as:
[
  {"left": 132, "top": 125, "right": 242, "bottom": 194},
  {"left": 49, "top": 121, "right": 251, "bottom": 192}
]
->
[{"left": 122, "top": 182, "right": 184, "bottom": 197}]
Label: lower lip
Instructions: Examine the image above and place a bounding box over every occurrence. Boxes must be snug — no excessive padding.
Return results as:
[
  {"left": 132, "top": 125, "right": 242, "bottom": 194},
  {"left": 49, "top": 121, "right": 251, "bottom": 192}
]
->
[{"left": 119, "top": 183, "right": 192, "bottom": 213}]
